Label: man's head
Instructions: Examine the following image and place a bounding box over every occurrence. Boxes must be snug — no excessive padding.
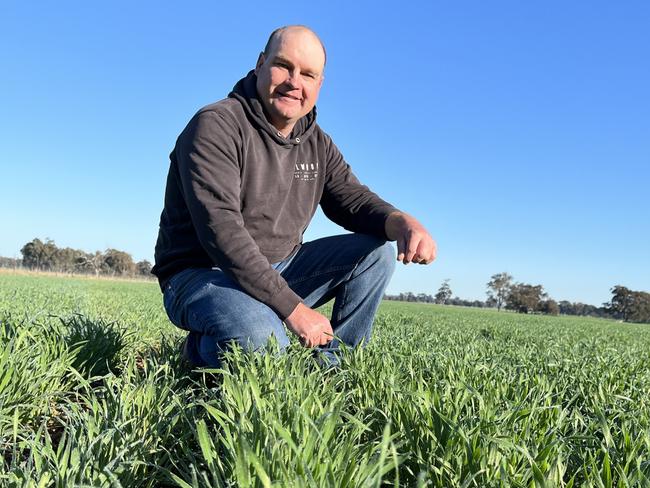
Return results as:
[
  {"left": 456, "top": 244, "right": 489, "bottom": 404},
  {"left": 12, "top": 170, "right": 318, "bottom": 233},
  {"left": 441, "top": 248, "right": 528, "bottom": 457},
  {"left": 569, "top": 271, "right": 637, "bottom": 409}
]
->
[{"left": 255, "top": 25, "right": 326, "bottom": 136}]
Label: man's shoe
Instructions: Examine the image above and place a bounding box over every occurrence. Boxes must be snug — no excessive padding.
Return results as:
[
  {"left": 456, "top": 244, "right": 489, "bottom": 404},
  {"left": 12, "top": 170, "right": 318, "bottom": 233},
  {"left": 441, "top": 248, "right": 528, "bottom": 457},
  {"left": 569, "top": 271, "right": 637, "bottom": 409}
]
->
[{"left": 179, "top": 333, "right": 205, "bottom": 368}]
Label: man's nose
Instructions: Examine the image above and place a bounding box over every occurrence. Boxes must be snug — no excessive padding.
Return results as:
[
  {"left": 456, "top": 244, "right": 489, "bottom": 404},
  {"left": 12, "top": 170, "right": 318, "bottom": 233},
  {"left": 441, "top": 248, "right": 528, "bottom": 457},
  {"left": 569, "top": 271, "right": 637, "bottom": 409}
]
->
[{"left": 286, "top": 70, "right": 301, "bottom": 88}]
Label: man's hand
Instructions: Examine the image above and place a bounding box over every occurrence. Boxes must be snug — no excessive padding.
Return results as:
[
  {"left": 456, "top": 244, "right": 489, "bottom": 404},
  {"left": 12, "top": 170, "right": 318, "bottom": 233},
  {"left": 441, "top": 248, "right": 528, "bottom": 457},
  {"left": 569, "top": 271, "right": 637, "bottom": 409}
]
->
[
  {"left": 284, "top": 303, "right": 334, "bottom": 347},
  {"left": 385, "top": 211, "right": 437, "bottom": 265}
]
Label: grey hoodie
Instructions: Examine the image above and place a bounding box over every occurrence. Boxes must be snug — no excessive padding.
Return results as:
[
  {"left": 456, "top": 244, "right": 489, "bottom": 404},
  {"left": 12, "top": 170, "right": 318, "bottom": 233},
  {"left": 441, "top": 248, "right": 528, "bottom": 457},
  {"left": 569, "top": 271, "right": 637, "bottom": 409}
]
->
[{"left": 152, "top": 71, "right": 398, "bottom": 319}]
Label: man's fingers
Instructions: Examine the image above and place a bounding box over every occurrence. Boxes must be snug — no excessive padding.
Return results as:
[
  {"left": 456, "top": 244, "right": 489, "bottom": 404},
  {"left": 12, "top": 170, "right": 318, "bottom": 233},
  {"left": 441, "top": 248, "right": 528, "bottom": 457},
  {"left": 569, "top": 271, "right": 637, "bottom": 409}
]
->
[
  {"left": 300, "top": 326, "right": 333, "bottom": 348},
  {"left": 422, "top": 240, "right": 438, "bottom": 264},
  {"left": 424, "top": 247, "right": 437, "bottom": 264},
  {"left": 396, "top": 237, "right": 407, "bottom": 262},
  {"left": 405, "top": 250, "right": 416, "bottom": 264},
  {"left": 415, "top": 255, "right": 430, "bottom": 264},
  {"left": 404, "top": 234, "right": 421, "bottom": 264},
  {"left": 413, "top": 244, "right": 435, "bottom": 264},
  {"left": 408, "top": 236, "right": 437, "bottom": 265},
  {"left": 386, "top": 212, "right": 437, "bottom": 265},
  {"left": 320, "top": 327, "right": 334, "bottom": 345},
  {"left": 306, "top": 334, "right": 331, "bottom": 348},
  {"left": 286, "top": 304, "right": 334, "bottom": 348}
]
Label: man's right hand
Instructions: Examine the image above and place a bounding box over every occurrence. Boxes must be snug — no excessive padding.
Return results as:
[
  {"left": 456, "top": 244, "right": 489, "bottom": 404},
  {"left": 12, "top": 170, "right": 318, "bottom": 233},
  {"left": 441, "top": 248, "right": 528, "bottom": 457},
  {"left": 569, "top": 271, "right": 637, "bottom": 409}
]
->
[{"left": 284, "top": 303, "right": 333, "bottom": 348}]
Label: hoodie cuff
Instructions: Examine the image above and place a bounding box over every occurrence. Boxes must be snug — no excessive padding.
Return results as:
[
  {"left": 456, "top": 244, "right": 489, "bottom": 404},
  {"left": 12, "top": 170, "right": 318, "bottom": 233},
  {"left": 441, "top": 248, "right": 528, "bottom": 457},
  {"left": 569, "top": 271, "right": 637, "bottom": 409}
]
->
[
  {"left": 371, "top": 205, "right": 401, "bottom": 240},
  {"left": 269, "top": 285, "right": 303, "bottom": 321}
]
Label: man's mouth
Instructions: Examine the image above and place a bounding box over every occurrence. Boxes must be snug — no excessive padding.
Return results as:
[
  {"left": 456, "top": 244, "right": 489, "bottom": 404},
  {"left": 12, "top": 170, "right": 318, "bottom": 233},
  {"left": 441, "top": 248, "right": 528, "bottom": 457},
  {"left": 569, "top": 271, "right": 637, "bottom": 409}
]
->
[{"left": 277, "top": 92, "right": 301, "bottom": 102}]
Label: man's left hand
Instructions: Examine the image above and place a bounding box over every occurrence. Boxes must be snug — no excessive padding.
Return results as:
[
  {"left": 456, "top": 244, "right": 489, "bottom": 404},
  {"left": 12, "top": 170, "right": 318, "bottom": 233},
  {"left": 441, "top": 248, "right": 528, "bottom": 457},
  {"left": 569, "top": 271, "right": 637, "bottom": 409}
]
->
[{"left": 385, "top": 212, "right": 437, "bottom": 265}]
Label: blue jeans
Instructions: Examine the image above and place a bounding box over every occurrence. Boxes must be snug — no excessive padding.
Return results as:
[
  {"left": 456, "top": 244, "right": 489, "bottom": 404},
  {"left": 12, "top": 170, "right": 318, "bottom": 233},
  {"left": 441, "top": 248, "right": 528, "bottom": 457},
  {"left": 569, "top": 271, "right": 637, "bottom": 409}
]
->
[{"left": 162, "top": 233, "right": 395, "bottom": 367}]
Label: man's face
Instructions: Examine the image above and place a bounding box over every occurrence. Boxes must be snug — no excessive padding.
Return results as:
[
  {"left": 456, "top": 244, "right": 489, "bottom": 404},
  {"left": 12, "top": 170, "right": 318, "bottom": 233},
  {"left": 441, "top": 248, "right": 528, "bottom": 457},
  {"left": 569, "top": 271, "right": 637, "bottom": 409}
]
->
[{"left": 255, "top": 29, "right": 325, "bottom": 134}]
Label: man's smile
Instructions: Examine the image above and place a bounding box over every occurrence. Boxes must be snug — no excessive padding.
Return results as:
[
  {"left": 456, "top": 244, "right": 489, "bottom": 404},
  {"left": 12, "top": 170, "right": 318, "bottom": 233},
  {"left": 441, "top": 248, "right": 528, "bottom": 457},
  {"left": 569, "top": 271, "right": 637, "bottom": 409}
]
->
[{"left": 277, "top": 92, "right": 302, "bottom": 102}]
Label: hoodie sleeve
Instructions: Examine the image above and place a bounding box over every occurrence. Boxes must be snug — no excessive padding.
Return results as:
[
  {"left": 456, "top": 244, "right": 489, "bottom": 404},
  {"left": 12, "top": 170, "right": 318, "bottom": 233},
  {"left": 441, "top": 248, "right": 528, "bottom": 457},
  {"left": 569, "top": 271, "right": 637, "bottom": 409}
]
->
[
  {"left": 175, "top": 110, "right": 302, "bottom": 319},
  {"left": 320, "top": 135, "right": 399, "bottom": 237}
]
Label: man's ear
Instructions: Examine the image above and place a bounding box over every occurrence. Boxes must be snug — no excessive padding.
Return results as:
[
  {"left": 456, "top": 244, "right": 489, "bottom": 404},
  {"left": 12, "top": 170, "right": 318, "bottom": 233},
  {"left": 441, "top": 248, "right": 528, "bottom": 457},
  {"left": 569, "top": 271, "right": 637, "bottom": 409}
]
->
[{"left": 255, "top": 52, "right": 265, "bottom": 74}]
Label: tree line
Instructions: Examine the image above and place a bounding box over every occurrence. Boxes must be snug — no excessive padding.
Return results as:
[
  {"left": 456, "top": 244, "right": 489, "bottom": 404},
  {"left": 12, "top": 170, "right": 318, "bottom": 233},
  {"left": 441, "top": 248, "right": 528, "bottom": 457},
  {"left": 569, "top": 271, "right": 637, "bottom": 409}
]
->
[
  {"left": 386, "top": 272, "right": 650, "bottom": 324},
  {"left": 3, "top": 239, "right": 648, "bottom": 323},
  {"left": 1, "top": 238, "right": 152, "bottom": 278}
]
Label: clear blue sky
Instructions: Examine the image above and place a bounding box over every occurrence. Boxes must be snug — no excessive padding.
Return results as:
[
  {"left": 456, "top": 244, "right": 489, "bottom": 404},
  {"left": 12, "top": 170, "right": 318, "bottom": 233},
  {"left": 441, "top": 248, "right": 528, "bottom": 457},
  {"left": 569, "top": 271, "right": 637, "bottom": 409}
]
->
[{"left": 1, "top": 1, "right": 648, "bottom": 306}]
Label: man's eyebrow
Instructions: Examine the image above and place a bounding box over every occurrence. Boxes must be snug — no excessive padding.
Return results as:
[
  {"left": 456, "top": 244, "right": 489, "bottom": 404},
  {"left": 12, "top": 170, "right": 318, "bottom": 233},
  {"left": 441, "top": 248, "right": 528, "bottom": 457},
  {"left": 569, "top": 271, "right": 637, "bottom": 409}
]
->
[
  {"left": 272, "top": 55, "right": 320, "bottom": 76},
  {"left": 272, "top": 55, "right": 293, "bottom": 65}
]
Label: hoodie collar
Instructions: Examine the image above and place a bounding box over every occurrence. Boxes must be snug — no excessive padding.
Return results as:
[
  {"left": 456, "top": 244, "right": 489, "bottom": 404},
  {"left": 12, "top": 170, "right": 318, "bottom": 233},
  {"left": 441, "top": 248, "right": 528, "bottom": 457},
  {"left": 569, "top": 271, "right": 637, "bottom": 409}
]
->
[{"left": 228, "top": 70, "right": 316, "bottom": 146}]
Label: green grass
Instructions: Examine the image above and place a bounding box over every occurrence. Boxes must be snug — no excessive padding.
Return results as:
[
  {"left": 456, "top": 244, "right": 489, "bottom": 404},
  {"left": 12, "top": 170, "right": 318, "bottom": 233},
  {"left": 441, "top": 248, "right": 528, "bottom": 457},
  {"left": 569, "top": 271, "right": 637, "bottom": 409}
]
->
[{"left": 1, "top": 273, "right": 649, "bottom": 487}]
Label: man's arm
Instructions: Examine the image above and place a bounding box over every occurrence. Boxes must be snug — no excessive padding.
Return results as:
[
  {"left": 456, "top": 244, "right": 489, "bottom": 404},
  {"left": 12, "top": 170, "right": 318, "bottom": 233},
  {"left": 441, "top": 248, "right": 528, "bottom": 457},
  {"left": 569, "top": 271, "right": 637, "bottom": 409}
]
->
[
  {"left": 320, "top": 135, "right": 437, "bottom": 265},
  {"left": 175, "top": 110, "right": 302, "bottom": 319},
  {"left": 176, "top": 110, "right": 338, "bottom": 347},
  {"left": 285, "top": 138, "right": 436, "bottom": 346},
  {"left": 285, "top": 212, "right": 437, "bottom": 348},
  {"left": 319, "top": 136, "right": 399, "bottom": 238}
]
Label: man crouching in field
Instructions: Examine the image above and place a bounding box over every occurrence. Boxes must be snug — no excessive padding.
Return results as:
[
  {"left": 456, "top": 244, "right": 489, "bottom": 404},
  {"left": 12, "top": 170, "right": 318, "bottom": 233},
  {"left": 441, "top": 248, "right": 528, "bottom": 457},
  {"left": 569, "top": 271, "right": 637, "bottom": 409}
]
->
[{"left": 151, "top": 25, "right": 436, "bottom": 367}]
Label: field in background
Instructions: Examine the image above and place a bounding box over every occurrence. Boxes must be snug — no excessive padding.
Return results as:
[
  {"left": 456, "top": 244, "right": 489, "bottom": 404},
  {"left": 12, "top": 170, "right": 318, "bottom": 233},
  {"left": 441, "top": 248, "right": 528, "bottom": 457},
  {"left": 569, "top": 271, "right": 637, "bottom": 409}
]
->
[
  {"left": 0, "top": 266, "right": 157, "bottom": 283},
  {"left": 1, "top": 274, "right": 649, "bottom": 487}
]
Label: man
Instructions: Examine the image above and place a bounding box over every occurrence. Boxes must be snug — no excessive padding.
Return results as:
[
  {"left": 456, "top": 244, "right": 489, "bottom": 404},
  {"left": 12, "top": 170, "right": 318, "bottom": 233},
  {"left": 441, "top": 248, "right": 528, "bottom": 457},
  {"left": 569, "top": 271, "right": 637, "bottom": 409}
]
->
[{"left": 152, "top": 25, "right": 436, "bottom": 367}]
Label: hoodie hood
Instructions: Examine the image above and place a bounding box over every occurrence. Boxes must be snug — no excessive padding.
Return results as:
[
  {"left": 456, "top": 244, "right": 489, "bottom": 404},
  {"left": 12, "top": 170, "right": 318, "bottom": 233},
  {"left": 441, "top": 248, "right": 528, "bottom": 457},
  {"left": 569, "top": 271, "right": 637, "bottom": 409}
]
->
[{"left": 228, "top": 70, "right": 317, "bottom": 146}]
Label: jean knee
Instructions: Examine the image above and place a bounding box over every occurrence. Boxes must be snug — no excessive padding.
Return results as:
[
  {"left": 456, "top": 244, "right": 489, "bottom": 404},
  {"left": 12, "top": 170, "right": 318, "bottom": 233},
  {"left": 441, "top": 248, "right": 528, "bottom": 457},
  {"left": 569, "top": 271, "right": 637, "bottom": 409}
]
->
[
  {"left": 207, "top": 304, "right": 289, "bottom": 353},
  {"left": 369, "top": 240, "right": 396, "bottom": 278},
  {"left": 196, "top": 318, "right": 289, "bottom": 366}
]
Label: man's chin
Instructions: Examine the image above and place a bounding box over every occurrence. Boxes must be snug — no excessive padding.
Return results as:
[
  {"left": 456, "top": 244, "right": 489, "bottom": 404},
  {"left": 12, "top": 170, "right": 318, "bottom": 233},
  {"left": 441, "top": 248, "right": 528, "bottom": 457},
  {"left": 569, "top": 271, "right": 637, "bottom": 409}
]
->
[{"left": 270, "top": 109, "right": 302, "bottom": 125}]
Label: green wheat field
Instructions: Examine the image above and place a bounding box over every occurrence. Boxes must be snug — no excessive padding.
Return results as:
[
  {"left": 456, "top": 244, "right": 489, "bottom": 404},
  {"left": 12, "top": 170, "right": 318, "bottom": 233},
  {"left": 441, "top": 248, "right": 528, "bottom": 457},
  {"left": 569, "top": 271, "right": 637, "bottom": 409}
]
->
[{"left": 1, "top": 273, "right": 649, "bottom": 487}]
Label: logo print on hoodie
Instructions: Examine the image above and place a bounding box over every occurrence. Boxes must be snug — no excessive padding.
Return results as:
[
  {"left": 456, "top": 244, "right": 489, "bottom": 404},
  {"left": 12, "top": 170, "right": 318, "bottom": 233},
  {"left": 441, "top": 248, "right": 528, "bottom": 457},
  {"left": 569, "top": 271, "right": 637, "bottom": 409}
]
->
[{"left": 294, "top": 162, "right": 319, "bottom": 181}]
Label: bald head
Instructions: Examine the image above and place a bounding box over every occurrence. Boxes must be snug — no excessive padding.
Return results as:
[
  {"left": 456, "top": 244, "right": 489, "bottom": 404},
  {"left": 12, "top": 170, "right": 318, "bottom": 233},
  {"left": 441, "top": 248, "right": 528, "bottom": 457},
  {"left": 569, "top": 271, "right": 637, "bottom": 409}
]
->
[
  {"left": 263, "top": 25, "right": 327, "bottom": 66},
  {"left": 255, "top": 25, "right": 326, "bottom": 136}
]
